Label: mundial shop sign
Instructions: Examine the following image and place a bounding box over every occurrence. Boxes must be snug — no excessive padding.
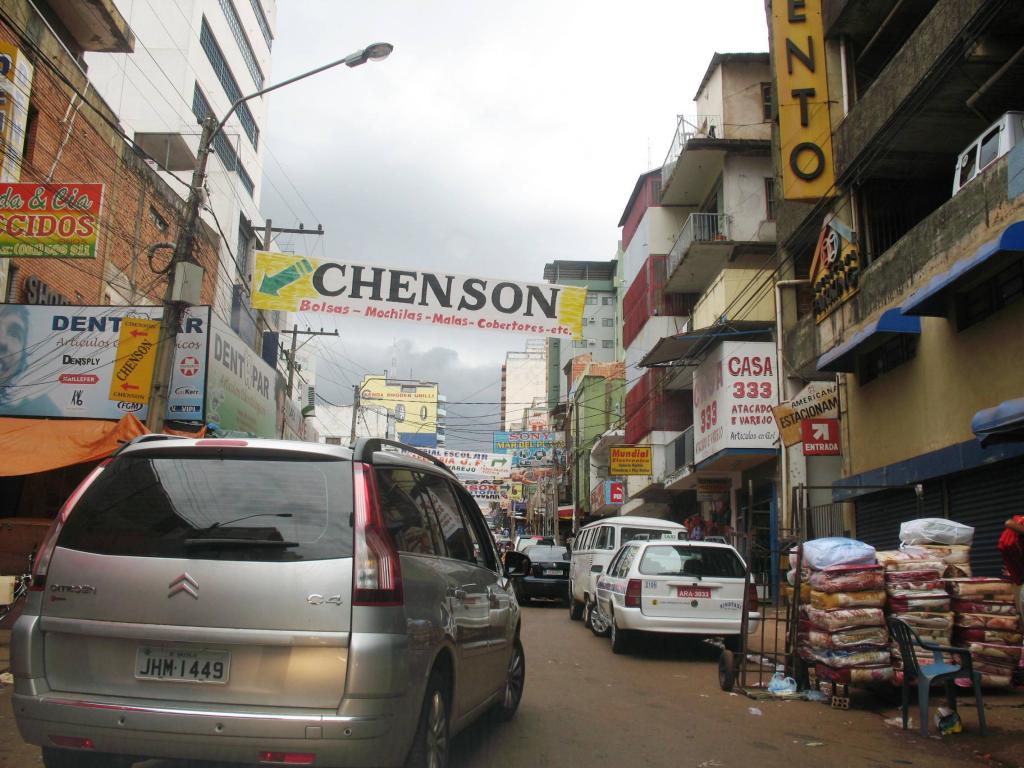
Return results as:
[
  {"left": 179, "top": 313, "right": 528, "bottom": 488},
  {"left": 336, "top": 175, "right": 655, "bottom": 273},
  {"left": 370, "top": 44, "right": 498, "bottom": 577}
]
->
[
  {"left": 0, "top": 304, "right": 163, "bottom": 419},
  {"left": 692, "top": 341, "right": 779, "bottom": 464},
  {"left": 250, "top": 251, "right": 588, "bottom": 338}
]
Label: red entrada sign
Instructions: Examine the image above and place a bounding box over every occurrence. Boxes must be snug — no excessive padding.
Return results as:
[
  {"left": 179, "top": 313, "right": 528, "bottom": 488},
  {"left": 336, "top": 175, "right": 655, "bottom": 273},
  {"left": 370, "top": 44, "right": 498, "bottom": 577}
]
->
[{"left": 801, "top": 418, "right": 841, "bottom": 456}]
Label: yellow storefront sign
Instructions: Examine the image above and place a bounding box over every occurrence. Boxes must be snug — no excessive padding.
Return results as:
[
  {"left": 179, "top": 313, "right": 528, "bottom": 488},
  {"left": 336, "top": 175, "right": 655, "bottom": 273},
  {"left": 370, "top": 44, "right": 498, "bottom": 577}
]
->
[
  {"left": 610, "top": 445, "right": 653, "bottom": 476},
  {"left": 108, "top": 318, "right": 160, "bottom": 404},
  {"left": 772, "top": 0, "right": 835, "bottom": 201}
]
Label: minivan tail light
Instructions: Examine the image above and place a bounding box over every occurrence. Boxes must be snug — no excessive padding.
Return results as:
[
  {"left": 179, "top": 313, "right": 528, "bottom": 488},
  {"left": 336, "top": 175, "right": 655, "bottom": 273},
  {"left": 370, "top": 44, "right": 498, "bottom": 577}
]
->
[
  {"left": 351, "top": 462, "right": 403, "bottom": 607},
  {"left": 31, "top": 459, "right": 110, "bottom": 591},
  {"left": 49, "top": 735, "right": 94, "bottom": 749},
  {"left": 625, "top": 578, "right": 642, "bottom": 608},
  {"left": 259, "top": 751, "right": 315, "bottom": 765}
]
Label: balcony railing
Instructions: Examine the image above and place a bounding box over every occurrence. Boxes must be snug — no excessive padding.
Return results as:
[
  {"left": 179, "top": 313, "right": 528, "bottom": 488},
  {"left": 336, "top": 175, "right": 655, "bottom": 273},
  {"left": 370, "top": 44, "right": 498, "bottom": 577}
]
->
[
  {"left": 667, "top": 212, "right": 731, "bottom": 279},
  {"left": 661, "top": 114, "right": 723, "bottom": 186}
]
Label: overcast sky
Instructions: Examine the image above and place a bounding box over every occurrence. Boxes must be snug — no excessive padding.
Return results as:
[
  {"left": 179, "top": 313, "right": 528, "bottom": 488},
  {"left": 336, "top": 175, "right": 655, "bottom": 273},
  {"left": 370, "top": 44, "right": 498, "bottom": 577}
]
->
[{"left": 260, "top": 0, "right": 770, "bottom": 449}]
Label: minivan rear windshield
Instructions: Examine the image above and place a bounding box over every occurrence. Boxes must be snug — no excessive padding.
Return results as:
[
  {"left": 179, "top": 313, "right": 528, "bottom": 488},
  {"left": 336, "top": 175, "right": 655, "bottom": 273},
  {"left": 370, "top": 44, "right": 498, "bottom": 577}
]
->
[
  {"left": 58, "top": 455, "right": 353, "bottom": 561},
  {"left": 639, "top": 545, "right": 745, "bottom": 579}
]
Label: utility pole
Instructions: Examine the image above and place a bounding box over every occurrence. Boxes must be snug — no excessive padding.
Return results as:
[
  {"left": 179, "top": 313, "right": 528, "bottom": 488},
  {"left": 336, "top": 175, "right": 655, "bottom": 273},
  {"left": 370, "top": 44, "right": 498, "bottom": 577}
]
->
[
  {"left": 278, "top": 325, "right": 339, "bottom": 438},
  {"left": 349, "top": 384, "right": 360, "bottom": 444},
  {"left": 147, "top": 116, "right": 216, "bottom": 433}
]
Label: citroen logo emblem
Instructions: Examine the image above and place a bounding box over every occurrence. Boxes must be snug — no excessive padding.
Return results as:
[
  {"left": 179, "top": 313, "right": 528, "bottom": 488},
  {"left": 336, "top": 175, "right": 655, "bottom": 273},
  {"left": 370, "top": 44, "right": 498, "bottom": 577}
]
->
[{"left": 168, "top": 573, "right": 199, "bottom": 599}]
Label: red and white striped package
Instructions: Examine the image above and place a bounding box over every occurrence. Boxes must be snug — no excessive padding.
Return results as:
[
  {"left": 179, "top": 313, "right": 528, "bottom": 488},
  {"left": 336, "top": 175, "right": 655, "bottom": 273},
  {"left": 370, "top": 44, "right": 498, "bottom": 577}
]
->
[
  {"left": 955, "top": 613, "right": 1021, "bottom": 631},
  {"left": 805, "top": 606, "right": 885, "bottom": 632},
  {"left": 950, "top": 599, "right": 1019, "bottom": 616},
  {"left": 808, "top": 564, "right": 885, "bottom": 593}
]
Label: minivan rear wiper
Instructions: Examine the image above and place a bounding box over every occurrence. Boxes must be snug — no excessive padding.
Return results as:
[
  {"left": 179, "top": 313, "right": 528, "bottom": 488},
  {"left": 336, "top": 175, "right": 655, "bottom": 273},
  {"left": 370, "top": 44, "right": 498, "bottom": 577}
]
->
[{"left": 205, "top": 512, "right": 293, "bottom": 529}]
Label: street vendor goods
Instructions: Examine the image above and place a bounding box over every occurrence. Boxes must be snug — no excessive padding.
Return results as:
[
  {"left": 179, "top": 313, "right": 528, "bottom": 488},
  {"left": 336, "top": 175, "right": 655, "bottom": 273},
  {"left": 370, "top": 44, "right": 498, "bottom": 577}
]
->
[
  {"left": 899, "top": 518, "right": 974, "bottom": 546},
  {"left": 951, "top": 599, "right": 1019, "bottom": 615},
  {"left": 886, "top": 595, "right": 951, "bottom": 613},
  {"left": 804, "top": 606, "right": 885, "bottom": 631},
  {"left": 808, "top": 564, "right": 884, "bottom": 593},
  {"left": 946, "top": 578, "right": 1016, "bottom": 600},
  {"left": 806, "top": 626, "right": 889, "bottom": 649},
  {"left": 801, "top": 537, "right": 877, "bottom": 570},
  {"left": 811, "top": 589, "right": 886, "bottom": 609},
  {"left": 815, "top": 663, "right": 894, "bottom": 685}
]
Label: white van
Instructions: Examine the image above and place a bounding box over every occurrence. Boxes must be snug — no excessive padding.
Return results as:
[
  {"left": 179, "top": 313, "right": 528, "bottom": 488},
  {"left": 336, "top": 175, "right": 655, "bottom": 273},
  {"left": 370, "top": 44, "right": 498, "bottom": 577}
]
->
[
  {"left": 953, "top": 111, "right": 1024, "bottom": 196},
  {"left": 567, "top": 515, "right": 686, "bottom": 624}
]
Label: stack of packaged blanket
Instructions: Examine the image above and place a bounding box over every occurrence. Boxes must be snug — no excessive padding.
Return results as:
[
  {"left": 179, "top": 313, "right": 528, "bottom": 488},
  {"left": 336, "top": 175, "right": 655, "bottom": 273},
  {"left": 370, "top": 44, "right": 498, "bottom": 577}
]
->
[
  {"left": 947, "top": 577, "right": 1022, "bottom": 688},
  {"left": 876, "top": 547, "right": 954, "bottom": 681},
  {"left": 797, "top": 538, "right": 892, "bottom": 685}
]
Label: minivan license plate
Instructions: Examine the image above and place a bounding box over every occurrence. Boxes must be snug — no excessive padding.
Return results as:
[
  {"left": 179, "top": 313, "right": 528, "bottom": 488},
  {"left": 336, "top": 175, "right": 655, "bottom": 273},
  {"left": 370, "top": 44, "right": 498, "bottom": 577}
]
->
[
  {"left": 135, "top": 647, "right": 230, "bottom": 684},
  {"left": 677, "top": 587, "right": 711, "bottom": 599}
]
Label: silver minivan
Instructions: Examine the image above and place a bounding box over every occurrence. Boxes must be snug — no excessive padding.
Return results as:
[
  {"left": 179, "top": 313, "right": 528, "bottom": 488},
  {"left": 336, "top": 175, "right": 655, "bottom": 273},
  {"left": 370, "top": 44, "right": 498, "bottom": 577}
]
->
[{"left": 12, "top": 436, "right": 526, "bottom": 768}]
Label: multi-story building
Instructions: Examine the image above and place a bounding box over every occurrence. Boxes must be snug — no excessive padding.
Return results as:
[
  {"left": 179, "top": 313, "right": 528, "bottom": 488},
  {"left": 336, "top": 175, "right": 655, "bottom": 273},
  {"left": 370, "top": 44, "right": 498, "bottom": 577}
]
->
[
  {"left": 85, "top": 0, "right": 277, "bottom": 347},
  {"left": 770, "top": 0, "right": 1024, "bottom": 575},
  {"left": 500, "top": 341, "right": 547, "bottom": 431}
]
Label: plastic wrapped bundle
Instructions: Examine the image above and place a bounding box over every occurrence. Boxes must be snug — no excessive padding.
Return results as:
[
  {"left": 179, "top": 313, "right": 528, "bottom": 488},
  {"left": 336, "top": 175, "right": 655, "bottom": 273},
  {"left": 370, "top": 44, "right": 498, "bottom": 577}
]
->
[
  {"left": 811, "top": 589, "right": 886, "bottom": 609},
  {"left": 805, "top": 606, "right": 885, "bottom": 631},
  {"left": 890, "top": 644, "right": 957, "bottom": 671},
  {"left": 888, "top": 595, "right": 951, "bottom": 613},
  {"left": 806, "top": 626, "right": 889, "bottom": 649},
  {"left": 969, "top": 641, "right": 1024, "bottom": 664},
  {"left": 916, "top": 543, "right": 971, "bottom": 564},
  {"left": 944, "top": 562, "right": 972, "bottom": 578},
  {"left": 876, "top": 547, "right": 938, "bottom": 568},
  {"left": 899, "top": 518, "right": 974, "bottom": 546},
  {"left": 815, "top": 663, "right": 894, "bottom": 685},
  {"left": 955, "top": 628, "right": 1023, "bottom": 644},
  {"left": 951, "top": 599, "right": 1020, "bottom": 616},
  {"left": 895, "top": 611, "right": 955, "bottom": 632},
  {"left": 813, "top": 647, "right": 892, "bottom": 668},
  {"left": 884, "top": 568, "right": 944, "bottom": 584},
  {"left": 808, "top": 564, "right": 885, "bottom": 593},
  {"left": 946, "top": 578, "right": 1016, "bottom": 600},
  {"left": 801, "top": 538, "right": 877, "bottom": 570},
  {"left": 955, "top": 613, "right": 1021, "bottom": 632},
  {"left": 885, "top": 585, "right": 948, "bottom": 599}
]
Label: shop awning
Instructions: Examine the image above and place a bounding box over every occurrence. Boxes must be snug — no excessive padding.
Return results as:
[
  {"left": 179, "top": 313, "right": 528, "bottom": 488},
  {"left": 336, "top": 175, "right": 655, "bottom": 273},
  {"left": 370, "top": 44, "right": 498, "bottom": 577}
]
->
[
  {"left": 900, "top": 220, "right": 1024, "bottom": 317},
  {"left": 640, "top": 321, "right": 774, "bottom": 367},
  {"left": 972, "top": 398, "right": 1024, "bottom": 447},
  {"left": 816, "top": 309, "right": 921, "bottom": 373},
  {"left": 0, "top": 414, "right": 149, "bottom": 476}
]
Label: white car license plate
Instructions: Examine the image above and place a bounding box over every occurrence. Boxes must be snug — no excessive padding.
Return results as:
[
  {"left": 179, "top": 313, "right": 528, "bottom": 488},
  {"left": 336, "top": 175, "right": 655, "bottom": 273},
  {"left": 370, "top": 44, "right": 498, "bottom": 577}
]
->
[
  {"left": 135, "top": 647, "right": 230, "bottom": 684},
  {"left": 677, "top": 587, "right": 711, "bottom": 599},
  {"left": 543, "top": 569, "right": 561, "bottom": 576}
]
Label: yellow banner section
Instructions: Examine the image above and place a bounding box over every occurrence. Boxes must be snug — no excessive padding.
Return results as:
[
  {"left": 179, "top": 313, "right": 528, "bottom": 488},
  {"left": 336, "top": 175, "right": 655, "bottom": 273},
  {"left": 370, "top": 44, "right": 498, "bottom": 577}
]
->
[
  {"left": 108, "top": 318, "right": 160, "bottom": 404},
  {"left": 772, "top": 0, "right": 835, "bottom": 201},
  {"left": 251, "top": 251, "right": 587, "bottom": 339},
  {"left": 610, "top": 445, "right": 653, "bottom": 476}
]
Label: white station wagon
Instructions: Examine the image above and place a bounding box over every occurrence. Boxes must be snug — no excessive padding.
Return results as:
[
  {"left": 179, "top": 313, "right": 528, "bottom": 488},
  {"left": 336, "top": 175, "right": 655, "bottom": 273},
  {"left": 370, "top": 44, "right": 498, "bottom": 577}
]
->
[{"left": 592, "top": 538, "right": 760, "bottom": 654}]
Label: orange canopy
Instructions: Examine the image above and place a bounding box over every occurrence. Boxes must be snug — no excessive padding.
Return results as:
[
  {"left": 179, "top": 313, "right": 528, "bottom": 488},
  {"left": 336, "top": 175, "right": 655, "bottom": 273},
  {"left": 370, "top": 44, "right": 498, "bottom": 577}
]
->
[{"left": 0, "top": 414, "right": 148, "bottom": 476}]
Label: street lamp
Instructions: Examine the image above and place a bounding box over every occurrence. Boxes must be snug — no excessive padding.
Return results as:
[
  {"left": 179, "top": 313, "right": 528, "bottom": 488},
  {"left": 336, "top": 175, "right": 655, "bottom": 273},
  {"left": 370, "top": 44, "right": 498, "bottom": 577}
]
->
[{"left": 146, "top": 43, "right": 394, "bottom": 433}]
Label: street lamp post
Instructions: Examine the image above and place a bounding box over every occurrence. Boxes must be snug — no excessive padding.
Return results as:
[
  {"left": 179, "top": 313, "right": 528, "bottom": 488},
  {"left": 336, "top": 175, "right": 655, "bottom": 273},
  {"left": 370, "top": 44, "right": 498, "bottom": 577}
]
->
[{"left": 146, "top": 43, "right": 393, "bottom": 433}]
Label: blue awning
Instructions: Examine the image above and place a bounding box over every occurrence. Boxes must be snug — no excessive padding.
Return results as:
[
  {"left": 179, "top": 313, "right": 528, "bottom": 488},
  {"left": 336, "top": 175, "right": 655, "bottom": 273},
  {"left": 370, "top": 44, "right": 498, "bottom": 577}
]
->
[
  {"left": 816, "top": 309, "right": 921, "bottom": 373},
  {"left": 901, "top": 220, "right": 1024, "bottom": 317},
  {"left": 972, "top": 398, "right": 1024, "bottom": 447}
]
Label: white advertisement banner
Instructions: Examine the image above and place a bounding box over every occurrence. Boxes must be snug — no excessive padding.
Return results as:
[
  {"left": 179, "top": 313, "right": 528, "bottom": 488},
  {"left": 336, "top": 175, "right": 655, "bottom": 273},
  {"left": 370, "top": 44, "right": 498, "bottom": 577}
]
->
[
  {"left": 0, "top": 304, "right": 163, "bottom": 419},
  {"left": 422, "top": 447, "right": 513, "bottom": 481},
  {"left": 205, "top": 318, "right": 277, "bottom": 437},
  {"left": 165, "top": 306, "right": 210, "bottom": 421},
  {"left": 693, "top": 341, "right": 779, "bottom": 464},
  {"left": 250, "top": 251, "right": 588, "bottom": 338}
]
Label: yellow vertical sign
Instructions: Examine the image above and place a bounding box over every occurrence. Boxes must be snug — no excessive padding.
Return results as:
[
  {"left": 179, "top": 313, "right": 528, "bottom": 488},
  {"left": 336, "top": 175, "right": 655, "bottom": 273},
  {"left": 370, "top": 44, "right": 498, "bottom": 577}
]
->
[
  {"left": 772, "top": 0, "right": 835, "bottom": 201},
  {"left": 109, "top": 318, "right": 160, "bottom": 404}
]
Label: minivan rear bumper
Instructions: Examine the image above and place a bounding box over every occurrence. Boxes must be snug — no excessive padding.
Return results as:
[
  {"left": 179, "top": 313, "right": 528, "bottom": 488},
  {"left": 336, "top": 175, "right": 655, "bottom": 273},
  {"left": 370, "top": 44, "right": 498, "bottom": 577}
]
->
[{"left": 13, "top": 690, "right": 412, "bottom": 767}]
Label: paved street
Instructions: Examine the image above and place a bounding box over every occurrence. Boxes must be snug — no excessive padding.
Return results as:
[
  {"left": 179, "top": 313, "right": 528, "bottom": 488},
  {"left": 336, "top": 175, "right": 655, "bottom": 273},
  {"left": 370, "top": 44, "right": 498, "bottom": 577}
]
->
[{"left": 3, "top": 603, "right": 1020, "bottom": 768}]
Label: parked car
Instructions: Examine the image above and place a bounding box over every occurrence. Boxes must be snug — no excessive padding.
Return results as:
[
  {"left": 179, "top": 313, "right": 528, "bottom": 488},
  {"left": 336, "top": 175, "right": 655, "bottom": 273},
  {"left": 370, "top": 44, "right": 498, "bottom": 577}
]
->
[
  {"left": 12, "top": 436, "right": 526, "bottom": 768},
  {"left": 567, "top": 516, "right": 686, "bottom": 626},
  {"left": 511, "top": 544, "right": 570, "bottom": 604},
  {"left": 592, "top": 538, "right": 760, "bottom": 654}
]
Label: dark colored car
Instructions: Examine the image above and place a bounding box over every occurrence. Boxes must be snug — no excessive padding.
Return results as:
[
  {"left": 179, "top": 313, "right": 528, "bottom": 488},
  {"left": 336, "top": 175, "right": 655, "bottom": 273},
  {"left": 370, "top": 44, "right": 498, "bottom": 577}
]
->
[{"left": 513, "top": 544, "right": 570, "bottom": 604}]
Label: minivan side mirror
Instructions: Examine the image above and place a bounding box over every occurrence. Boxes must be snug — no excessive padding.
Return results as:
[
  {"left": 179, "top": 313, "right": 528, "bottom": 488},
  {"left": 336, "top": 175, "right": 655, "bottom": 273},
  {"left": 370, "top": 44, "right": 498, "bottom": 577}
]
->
[{"left": 503, "top": 551, "right": 530, "bottom": 578}]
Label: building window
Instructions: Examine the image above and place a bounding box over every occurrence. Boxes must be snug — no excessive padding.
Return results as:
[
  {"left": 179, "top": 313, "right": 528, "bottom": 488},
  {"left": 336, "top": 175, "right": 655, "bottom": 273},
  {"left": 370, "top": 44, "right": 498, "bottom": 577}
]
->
[
  {"left": 857, "top": 335, "right": 918, "bottom": 385},
  {"left": 199, "top": 16, "right": 259, "bottom": 148},
  {"left": 192, "top": 84, "right": 255, "bottom": 198},
  {"left": 761, "top": 82, "right": 773, "bottom": 121},
  {"left": 149, "top": 206, "right": 168, "bottom": 233},
  {"left": 585, "top": 295, "right": 597, "bottom": 305},
  {"left": 956, "top": 256, "right": 1024, "bottom": 331},
  {"left": 247, "top": 0, "right": 273, "bottom": 49},
  {"left": 602, "top": 318, "right": 614, "bottom": 327},
  {"left": 218, "top": 0, "right": 264, "bottom": 89},
  {"left": 602, "top": 340, "right": 614, "bottom": 348},
  {"left": 764, "top": 177, "right": 776, "bottom": 221},
  {"left": 601, "top": 296, "right": 614, "bottom": 305},
  {"left": 573, "top": 339, "right": 588, "bottom": 348}
]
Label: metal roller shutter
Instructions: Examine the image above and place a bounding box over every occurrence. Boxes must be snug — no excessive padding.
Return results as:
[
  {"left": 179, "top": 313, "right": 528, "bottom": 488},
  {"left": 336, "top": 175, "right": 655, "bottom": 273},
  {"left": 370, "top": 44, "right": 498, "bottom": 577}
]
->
[
  {"left": 946, "top": 457, "right": 1024, "bottom": 577},
  {"left": 854, "top": 483, "right": 943, "bottom": 552}
]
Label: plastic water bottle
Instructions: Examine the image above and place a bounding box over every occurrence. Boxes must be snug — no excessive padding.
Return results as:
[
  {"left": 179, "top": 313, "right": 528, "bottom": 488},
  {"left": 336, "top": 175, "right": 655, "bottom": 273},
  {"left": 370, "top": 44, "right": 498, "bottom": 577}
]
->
[{"left": 768, "top": 665, "right": 797, "bottom": 694}]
